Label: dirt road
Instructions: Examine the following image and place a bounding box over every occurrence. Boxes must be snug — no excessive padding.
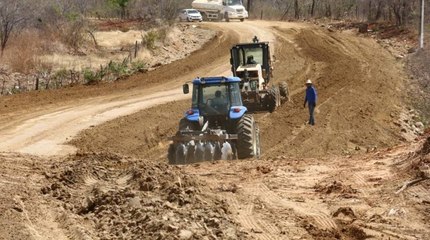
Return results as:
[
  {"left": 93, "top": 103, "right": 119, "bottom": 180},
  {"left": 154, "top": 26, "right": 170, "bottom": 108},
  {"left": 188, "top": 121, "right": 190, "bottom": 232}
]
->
[
  {"left": 1, "top": 20, "right": 429, "bottom": 240},
  {"left": 0, "top": 22, "right": 275, "bottom": 156}
]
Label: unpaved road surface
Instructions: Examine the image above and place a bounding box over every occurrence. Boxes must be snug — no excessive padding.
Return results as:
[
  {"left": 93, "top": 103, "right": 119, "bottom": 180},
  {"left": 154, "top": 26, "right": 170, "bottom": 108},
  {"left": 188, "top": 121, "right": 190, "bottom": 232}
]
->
[
  {"left": 1, "top": 21, "right": 429, "bottom": 239},
  {"left": 0, "top": 22, "right": 275, "bottom": 156}
]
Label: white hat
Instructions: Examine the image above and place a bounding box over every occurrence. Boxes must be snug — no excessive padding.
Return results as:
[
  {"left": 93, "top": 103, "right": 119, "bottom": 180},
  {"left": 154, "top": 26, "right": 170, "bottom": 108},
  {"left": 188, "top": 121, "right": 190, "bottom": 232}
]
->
[{"left": 306, "top": 79, "right": 312, "bottom": 84}]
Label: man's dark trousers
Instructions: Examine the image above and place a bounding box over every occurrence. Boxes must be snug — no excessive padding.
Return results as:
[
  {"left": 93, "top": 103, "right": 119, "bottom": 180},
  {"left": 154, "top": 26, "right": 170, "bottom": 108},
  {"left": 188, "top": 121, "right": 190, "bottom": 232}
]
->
[{"left": 308, "top": 103, "right": 315, "bottom": 125}]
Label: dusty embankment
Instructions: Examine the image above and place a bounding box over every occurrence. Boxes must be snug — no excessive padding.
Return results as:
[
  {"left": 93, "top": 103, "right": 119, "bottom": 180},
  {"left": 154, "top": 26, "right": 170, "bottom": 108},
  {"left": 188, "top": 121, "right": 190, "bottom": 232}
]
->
[{"left": 1, "top": 20, "right": 429, "bottom": 240}]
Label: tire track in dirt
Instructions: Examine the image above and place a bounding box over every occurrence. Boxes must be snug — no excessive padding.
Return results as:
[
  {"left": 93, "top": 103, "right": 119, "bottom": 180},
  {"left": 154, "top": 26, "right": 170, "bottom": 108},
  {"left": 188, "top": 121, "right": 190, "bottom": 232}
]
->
[
  {"left": 0, "top": 153, "right": 77, "bottom": 240},
  {"left": 187, "top": 163, "right": 285, "bottom": 239},
  {"left": 188, "top": 159, "right": 340, "bottom": 239},
  {"left": 256, "top": 183, "right": 338, "bottom": 231},
  {"left": 409, "top": 185, "right": 430, "bottom": 201},
  {"left": 224, "top": 194, "right": 280, "bottom": 240}
]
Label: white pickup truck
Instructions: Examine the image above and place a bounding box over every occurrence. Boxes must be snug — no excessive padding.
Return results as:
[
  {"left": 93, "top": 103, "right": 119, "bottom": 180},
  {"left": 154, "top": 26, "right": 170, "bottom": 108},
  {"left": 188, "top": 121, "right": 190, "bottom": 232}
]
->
[{"left": 191, "top": 0, "right": 248, "bottom": 22}]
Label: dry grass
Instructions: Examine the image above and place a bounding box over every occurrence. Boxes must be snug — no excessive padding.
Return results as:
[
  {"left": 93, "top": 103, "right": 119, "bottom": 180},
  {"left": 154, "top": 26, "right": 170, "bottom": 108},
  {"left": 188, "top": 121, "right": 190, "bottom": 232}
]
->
[
  {"left": 1, "top": 30, "right": 45, "bottom": 74},
  {"left": 94, "top": 30, "right": 143, "bottom": 48}
]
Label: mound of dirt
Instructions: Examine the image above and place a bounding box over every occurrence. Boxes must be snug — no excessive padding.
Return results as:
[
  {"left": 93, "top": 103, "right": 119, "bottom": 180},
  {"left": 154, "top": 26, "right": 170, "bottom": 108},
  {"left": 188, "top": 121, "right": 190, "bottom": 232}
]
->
[
  {"left": 419, "top": 136, "right": 430, "bottom": 156},
  {"left": 41, "top": 153, "right": 245, "bottom": 239},
  {"left": 70, "top": 100, "right": 189, "bottom": 159},
  {"left": 396, "top": 135, "right": 430, "bottom": 178},
  {"left": 315, "top": 180, "right": 358, "bottom": 196},
  {"left": 339, "top": 225, "right": 368, "bottom": 240},
  {"left": 299, "top": 219, "right": 341, "bottom": 240},
  {"left": 261, "top": 25, "right": 407, "bottom": 158}
]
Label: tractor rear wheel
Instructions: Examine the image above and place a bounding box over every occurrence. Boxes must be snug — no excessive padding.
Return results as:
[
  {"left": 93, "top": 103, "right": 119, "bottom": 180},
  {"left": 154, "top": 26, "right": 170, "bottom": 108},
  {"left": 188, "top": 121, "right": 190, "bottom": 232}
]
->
[
  {"left": 279, "top": 81, "right": 289, "bottom": 101},
  {"left": 236, "top": 114, "right": 260, "bottom": 159}
]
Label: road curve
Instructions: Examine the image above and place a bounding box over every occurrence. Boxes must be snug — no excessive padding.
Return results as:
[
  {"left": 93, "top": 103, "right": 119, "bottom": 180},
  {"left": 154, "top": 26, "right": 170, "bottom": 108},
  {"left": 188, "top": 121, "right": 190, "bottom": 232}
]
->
[{"left": 0, "top": 21, "right": 279, "bottom": 156}]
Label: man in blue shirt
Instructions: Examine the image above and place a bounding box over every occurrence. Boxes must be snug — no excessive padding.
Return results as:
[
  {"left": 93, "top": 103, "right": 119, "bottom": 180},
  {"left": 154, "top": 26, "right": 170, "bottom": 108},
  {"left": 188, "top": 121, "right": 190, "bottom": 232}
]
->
[{"left": 304, "top": 79, "right": 317, "bottom": 125}]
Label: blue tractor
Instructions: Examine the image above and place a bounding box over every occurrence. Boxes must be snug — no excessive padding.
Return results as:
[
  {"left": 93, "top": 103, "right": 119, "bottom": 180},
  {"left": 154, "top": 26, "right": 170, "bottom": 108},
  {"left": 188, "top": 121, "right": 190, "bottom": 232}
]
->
[{"left": 168, "top": 76, "right": 261, "bottom": 164}]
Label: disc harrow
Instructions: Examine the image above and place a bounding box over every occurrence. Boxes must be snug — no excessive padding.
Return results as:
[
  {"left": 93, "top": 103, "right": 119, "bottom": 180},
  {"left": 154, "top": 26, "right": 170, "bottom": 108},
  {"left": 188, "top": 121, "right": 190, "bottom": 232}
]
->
[{"left": 168, "top": 127, "right": 237, "bottom": 165}]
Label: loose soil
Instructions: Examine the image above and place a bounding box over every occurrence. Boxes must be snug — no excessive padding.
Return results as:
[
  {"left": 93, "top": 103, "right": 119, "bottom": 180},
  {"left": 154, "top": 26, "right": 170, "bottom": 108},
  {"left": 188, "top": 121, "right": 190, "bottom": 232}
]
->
[
  {"left": 0, "top": 21, "right": 429, "bottom": 239},
  {"left": 0, "top": 153, "right": 245, "bottom": 240}
]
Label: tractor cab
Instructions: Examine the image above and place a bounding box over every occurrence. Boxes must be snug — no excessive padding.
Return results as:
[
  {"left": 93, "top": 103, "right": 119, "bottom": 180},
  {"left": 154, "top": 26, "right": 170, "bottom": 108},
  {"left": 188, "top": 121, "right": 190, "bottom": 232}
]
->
[
  {"left": 169, "top": 76, "right": 261, "bottom": 165},
  {"left": 182, "top": 77, "right": 246, "bottom": 126},
  {"left": 230, "top": 41, "right": 272, "bottom": 92}
]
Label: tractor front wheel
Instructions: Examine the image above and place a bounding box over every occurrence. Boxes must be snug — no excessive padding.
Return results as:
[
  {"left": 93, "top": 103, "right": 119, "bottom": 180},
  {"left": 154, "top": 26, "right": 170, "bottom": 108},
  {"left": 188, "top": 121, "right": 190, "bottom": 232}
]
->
[
  {"left": 279, "top": 81, "right": 289, "bottom": 101},
  {"left": 268, "top": 86, "right": 280, "bottom": 112}
]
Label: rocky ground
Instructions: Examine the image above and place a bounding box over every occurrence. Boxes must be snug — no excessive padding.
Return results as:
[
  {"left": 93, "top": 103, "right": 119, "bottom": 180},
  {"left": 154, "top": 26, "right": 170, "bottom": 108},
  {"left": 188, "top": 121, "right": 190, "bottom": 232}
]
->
[
  {"left": 407, "top": 47, "right": 430, "bottom": 125},
  {"left": 0, "top": 20, "right": 429, "bottom": 239},
  {"left": 0, "top": 152, "right": 245, "bottom": 240}
]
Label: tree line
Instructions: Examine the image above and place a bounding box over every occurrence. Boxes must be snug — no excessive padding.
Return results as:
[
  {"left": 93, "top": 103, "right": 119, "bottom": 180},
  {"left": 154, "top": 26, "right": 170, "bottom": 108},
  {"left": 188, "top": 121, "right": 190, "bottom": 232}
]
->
[
  {"left": 246, "top": 0, "right": 429, "bottom": 25},
  {"left": 1, "top": 0, "right": 428, "bottom": 56},
  {"left": 0, "top": 0, "right": 194, "bottom": 56}
]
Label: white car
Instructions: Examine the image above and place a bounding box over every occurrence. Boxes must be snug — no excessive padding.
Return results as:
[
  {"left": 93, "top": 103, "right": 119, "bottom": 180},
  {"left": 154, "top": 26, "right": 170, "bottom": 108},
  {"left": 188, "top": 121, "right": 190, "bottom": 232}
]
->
[{"left": 179, "top": 9, "right": 203, "bottom": 22}]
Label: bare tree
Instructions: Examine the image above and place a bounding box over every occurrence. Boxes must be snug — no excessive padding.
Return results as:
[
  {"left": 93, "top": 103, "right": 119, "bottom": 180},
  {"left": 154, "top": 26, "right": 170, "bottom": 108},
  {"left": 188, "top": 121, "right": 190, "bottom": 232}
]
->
[
  {"left": 0, "top": 0, "right": 29, "bottom": 56},
  {"left": 294, "top": 0, "right": 300, "bottom": 19},
  {"left": 310, "top": 0, "right": 317, "bottom": 17}
]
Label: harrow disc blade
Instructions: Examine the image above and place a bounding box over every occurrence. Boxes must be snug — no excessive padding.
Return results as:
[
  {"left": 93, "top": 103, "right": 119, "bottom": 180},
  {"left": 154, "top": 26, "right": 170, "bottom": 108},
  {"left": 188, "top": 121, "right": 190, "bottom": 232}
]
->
[
  {"left": 204, "top": 142, "right": 215, "bottom": 161},
  {"left": 168, "top": 144, "right": 176, "bottom": 164},
  {"left": 186, "top": 144, "right": 196, "bottom": 163},
  {"left": 213, "top": 142, "right": 222, "bottom": 160},
  {"left": 195, "top": 142, "right": 205, "bottom": 161},
  {"left": 221, "top": 142, "right": 233, "bottom": 160},
  {"left": 175, "top": 143, "right": 187, "bottom": 164}
]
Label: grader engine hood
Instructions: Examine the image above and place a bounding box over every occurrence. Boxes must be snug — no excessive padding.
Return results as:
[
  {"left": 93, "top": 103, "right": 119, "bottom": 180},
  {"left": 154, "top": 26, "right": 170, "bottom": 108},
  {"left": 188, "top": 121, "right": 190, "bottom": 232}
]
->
[
  {"left": 236, "top": 64, "right": 264, "bottom": 90},
  {"left": 236, "top": 64, "right": 261, "bottom": 73}
]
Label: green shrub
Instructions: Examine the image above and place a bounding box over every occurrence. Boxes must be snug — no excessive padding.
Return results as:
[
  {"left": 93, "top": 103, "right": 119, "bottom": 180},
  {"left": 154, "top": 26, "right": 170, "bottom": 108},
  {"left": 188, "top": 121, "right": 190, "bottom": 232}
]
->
[
  {"left": 83, "top": 68, "right": 99, "bottom": 85},
  {"left": 142, "top": 30, "right": 158, "bottom": 49},
  {"left": 108, "top": 61, "right": 128, "bottom": 75},
  {"left": 53, "top": 68, "right": 69, "bottom": 88},
  {"left": 131, "top": 60, "right": 147, "bottom": 72}
]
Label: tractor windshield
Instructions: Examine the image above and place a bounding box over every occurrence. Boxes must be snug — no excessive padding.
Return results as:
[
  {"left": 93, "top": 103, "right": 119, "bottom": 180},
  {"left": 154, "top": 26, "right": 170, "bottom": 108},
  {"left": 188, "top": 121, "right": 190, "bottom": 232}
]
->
[
  {"left": 192, "top": 82, "right": 242, "bottom": 116},
  {"left": 199, "top": 84, "right": 230, "bottom": 116},
  {"left": 192, "top": 83, "right": 241, "bottom": 116}
]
